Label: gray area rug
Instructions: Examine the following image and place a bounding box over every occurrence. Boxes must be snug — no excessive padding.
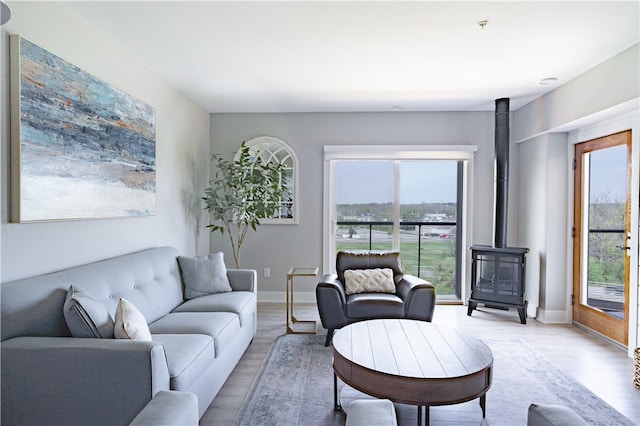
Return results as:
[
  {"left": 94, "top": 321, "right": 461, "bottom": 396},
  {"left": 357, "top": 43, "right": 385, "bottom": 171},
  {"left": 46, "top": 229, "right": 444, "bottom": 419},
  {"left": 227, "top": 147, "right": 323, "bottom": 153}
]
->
[{"left": 234, "top": 334, "right": 635, "bottom": 426}]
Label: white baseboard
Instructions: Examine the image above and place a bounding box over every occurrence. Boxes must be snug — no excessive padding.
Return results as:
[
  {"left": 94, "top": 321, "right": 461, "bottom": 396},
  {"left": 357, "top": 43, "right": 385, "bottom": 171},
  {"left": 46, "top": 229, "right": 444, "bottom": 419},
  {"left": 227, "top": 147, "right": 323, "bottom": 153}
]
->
[
  {"left": 535, "top": 307, "right": 570, "bottom": 324},
  {"left": 258, "top": 291, "right": 317, "bottom": 304}
]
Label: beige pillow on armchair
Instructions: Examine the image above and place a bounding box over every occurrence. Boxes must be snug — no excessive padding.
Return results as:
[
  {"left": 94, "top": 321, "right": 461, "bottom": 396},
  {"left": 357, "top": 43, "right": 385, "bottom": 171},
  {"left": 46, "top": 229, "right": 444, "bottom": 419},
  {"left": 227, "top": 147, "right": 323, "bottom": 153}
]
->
[{"left": 344, "top": 268, "right": 396, "bottom": 295}]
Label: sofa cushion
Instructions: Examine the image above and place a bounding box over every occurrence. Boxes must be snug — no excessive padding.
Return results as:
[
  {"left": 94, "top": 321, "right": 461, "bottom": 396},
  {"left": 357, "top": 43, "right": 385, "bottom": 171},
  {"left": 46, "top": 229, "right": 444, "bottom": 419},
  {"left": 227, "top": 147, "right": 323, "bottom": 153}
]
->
[
  {"left": 173, "top": 291, "right": 256, "bottom": 327},
  {"left": 148, "top": 312, "right": 240, "bottom": 358},
  {"left": 114, "top": 298, "right": 152, "bottom": 341},
  {"left": 178, "top": 252, "right": 232, "bottom": 299},
  {"left": 152, "top": 334, "right": 214, "bottom": 391},
  {"left": 63, "top": 285, "right": 115, "bottom": 338},
  {"left": 344, "top": 268, "right": 395, "bottom": 295}
]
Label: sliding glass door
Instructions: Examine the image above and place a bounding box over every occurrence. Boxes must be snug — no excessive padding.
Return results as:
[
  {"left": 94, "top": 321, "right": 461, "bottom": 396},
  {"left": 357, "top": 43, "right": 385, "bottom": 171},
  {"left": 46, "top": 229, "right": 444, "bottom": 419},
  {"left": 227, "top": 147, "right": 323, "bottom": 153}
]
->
[{"left": 333, "top": 159, "right": 461, "bottom": 297}]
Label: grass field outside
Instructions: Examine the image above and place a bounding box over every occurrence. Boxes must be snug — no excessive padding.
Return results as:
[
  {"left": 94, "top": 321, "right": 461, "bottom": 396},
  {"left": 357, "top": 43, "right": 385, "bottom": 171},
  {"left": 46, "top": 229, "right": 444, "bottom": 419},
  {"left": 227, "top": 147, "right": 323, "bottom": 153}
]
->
[{"left": 336, "top": 237, "right": 456, "bottom": 295}]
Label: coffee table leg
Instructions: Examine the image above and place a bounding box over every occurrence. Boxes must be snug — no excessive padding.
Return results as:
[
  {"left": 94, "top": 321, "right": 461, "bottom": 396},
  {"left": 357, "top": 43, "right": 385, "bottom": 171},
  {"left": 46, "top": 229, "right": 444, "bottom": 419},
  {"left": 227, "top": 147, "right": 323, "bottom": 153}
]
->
[
  {"left": 417, "top": 406, "right": 430, "bottom": 426},
  {"left": 334, "top": 372, "right": 341, "bottom": 411},
  {"left": 480, "top": 394, "right": 486, "bottom": 418}
]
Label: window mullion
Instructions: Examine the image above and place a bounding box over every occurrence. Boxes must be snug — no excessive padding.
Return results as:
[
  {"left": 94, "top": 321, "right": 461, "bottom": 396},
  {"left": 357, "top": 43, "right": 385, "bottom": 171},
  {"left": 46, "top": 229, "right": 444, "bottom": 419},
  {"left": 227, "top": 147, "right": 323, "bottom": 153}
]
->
[{"left": 393, "top": 161, "right": 400, "bottom": 251}]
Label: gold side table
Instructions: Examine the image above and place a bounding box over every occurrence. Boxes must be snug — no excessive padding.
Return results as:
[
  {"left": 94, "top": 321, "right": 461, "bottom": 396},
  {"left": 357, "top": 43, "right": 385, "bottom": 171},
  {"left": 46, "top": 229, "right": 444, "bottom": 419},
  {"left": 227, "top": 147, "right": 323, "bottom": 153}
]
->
[{"left": 286, "top": 267, "right": 319, "bottom": 334}]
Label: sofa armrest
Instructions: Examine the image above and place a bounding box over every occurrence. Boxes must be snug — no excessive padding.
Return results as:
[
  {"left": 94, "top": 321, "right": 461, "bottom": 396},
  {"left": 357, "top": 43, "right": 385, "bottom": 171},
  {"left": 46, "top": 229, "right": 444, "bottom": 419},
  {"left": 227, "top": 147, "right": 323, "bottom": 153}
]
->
[
  {"left": 316, "top": 274, "right": 349, "bottom": 329},
  {"left": 227, "top": 269, "right": 257, "bottom": 293},
  {"left": 129, "top": 390, "right": 198, "bottom": 426},
  {"left": 396, "top": 274, "right": 436, "bottom": 321},
  {"left": 1, "top": 336, "right": 170, "bottom": 426}
]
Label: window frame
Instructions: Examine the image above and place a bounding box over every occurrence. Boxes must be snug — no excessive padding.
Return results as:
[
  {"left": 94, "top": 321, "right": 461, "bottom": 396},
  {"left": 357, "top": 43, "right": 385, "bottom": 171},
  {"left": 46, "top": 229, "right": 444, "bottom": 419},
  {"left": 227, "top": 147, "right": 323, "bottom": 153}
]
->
[
  {"left": 242, "top": 136, "right": 299, "bottom": 224},
  {"left": 323, "top": 145, "right": 477, "bottom": 300}
]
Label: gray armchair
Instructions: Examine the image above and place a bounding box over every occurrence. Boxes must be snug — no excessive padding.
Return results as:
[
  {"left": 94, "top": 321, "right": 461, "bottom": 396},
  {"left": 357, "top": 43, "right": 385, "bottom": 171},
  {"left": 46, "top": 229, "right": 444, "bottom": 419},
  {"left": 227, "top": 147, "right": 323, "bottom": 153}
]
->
[{"left": 316, "top": 251, "right": 436, "bottom": 346}]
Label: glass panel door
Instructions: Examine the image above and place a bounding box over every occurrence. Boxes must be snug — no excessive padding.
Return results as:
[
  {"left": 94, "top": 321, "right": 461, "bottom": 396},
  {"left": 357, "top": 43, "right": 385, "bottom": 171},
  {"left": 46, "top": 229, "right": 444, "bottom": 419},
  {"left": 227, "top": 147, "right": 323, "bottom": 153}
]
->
[
  {"left": 573, "top": 130, "right": 631, "bottom": 346},
  {"left": 399, "top": 161, "right": 458, "bottom": 296},
  {"left": 335, "top": 161, "right": 394, "bottom": 252}
]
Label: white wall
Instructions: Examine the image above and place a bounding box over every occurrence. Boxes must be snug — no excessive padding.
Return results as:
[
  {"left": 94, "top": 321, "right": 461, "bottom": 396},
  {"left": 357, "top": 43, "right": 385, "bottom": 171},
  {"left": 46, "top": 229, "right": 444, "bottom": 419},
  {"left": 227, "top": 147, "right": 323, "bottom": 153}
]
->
[
  {"left": 513, "top": 43, "right": 639, "bottom": 143},
  {"left": 514, "top": 43, "right": 640, "bottom": 353},
  {"left": 518, "top": 133, "right": 569, "bottom": 322},
  {"left": 210, "top": 112, "right": 523, "bottom": 302},
  {"left": 1, "top": 2, "right": 211, "bottom": 282}
]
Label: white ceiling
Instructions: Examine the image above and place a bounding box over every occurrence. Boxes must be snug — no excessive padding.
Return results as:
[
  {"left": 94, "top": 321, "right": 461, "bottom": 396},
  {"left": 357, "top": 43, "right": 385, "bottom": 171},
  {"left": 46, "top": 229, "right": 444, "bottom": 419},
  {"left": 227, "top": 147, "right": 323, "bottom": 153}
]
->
[{"left": 62, "top": 1, "right": 640, "bottom": 113}]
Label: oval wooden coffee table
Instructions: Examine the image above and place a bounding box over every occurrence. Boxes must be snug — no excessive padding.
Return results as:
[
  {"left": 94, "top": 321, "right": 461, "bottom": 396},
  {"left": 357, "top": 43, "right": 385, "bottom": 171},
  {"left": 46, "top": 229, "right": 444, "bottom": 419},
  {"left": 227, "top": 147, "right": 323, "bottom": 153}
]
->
[{"left": 332, "top": 319, "right": 493, "bottom": 425}]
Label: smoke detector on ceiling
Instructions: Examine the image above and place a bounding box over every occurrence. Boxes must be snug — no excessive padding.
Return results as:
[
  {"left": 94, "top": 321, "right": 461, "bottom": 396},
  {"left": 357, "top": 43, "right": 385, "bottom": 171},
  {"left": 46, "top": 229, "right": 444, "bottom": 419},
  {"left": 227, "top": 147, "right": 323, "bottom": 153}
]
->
[
  {"left": 538, "top": 77, "right": 558, "bottom": 85},
  {"left": 477, "top": 20, "right": 489, "bottom": 29}
]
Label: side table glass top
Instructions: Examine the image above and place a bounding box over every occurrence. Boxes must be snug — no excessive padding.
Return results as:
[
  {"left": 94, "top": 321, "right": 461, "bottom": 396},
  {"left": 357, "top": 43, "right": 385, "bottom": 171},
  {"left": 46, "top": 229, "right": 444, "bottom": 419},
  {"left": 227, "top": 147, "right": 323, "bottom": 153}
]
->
[{"left": 288, "top": 267, "right": 319, "bottom": 276}]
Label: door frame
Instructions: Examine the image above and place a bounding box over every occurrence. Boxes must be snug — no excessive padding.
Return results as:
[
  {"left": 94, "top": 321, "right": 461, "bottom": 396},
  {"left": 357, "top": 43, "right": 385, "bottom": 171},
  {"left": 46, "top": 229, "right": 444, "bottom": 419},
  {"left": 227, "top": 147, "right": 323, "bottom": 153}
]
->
[{"left": 567, "top": 112, "right": 639, "bottom": 356}]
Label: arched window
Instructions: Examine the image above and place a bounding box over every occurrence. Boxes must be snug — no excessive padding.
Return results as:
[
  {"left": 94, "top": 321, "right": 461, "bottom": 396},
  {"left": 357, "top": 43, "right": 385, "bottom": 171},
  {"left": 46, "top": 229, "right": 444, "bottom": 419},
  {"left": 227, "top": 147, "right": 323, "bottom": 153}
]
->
[{"left": 241, "top": 136, "right": 299, "bottom": 224}]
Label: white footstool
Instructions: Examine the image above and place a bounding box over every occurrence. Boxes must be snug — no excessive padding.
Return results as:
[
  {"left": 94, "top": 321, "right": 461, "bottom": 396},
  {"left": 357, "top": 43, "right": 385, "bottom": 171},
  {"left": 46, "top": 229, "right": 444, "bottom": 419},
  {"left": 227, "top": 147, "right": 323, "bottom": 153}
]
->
[
  {"left": 345, "top": 399, "right": 398, "bottom": 426},
  {"left": 527, "top": 403, "right": 588, "bottom": 426}
]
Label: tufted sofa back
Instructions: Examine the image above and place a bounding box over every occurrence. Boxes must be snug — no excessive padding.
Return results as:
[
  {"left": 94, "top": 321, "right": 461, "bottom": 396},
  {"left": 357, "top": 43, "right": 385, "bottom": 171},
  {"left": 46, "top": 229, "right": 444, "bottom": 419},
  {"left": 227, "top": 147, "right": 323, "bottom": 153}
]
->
[
  {"left": 336, "top": 251, "right": 404, "bottom": 286},
  {"left": 1, "top": 247, "right": 184, "bottom": 342}
]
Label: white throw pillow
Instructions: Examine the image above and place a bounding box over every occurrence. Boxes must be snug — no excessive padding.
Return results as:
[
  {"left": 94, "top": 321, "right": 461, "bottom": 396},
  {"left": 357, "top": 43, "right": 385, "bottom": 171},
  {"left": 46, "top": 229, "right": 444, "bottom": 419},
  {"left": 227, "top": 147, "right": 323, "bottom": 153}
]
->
[
  {"left": 114, "top": 298, "right": 152, "bottom": 341},
  {"left": 344, "top": 268, "right": 396, "bottom": 295},
  {"left": 178, "top": 252, "right": 232, "bottom": 299}
]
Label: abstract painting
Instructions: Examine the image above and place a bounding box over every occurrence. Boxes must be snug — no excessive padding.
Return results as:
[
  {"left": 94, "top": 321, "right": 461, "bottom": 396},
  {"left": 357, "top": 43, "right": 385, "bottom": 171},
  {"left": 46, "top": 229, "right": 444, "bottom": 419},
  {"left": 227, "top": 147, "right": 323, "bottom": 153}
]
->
[{"left": 10, "top": 36, "right": 156, "bottom": 222}]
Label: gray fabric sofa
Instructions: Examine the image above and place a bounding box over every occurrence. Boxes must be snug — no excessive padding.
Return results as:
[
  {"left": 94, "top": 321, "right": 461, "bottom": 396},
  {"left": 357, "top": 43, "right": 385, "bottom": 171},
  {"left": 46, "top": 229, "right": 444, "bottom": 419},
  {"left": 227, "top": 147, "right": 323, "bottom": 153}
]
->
[
  {"left": 129, "top": 390, "right": 198, "bottom": 426},
  {"left": 1, "top": 246, "right": 257, "bottom": 425}
]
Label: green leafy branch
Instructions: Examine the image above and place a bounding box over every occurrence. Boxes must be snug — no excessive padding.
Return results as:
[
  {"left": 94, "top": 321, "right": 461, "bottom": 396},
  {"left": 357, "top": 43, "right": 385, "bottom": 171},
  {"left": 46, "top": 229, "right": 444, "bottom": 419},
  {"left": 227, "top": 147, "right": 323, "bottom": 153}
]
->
[{"left": 203, "top": 142, "right": 285, "bottom": 268}]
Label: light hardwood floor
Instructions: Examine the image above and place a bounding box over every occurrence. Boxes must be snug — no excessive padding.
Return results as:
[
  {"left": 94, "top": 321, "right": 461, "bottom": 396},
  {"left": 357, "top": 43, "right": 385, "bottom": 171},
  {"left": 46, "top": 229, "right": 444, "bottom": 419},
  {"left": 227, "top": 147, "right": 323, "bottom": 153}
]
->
[{"left": 200, "top": 303, "right": 640, "bottom": 425}]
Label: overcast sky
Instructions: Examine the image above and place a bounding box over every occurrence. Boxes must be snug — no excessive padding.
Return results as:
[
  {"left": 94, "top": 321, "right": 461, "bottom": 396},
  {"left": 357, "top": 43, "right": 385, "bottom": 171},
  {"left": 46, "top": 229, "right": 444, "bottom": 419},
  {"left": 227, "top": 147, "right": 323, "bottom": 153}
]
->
[
  {"left": 336, "top": 160, "right": 458, "bottom": 204},
  {"left": 589, "top": 144, "right": 627, "bottom": 203},
  {"left": 335, "top": 145, "right": 627, "bottom": 205}
]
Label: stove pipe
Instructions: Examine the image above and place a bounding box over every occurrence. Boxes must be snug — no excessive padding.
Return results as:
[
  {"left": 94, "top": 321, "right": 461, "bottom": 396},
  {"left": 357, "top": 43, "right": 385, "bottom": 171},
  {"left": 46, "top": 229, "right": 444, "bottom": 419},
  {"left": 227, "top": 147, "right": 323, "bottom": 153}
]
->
[{"left": 494, "top": 98, "right": 509, "bottom": 248}]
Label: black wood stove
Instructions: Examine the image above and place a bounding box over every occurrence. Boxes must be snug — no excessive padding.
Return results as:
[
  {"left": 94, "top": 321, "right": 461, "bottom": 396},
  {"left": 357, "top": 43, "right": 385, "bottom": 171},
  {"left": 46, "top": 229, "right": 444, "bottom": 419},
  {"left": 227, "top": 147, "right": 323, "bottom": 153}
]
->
[
  {"left": 468, "top": 98, "right": 529, "bottom": 324},
  {"left": 468, "top": 245, "right": 529, "bottom": 324}
]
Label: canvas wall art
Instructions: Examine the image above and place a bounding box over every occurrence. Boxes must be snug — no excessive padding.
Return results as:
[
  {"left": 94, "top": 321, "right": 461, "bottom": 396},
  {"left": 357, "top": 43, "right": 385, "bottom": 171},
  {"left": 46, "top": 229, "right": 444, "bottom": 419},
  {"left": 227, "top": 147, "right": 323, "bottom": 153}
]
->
[{"left": 10, "top": 35, "right": 156, "bottom": 222}]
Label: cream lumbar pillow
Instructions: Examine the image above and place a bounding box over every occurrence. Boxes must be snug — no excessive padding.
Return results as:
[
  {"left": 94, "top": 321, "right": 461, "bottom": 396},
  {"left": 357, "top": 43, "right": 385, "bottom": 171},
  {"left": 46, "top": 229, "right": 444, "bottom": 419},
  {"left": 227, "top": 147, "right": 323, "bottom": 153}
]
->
[
  {"left": 344, "top": 268, "right": 396, "bottom": 295},
  {"left": 114, "top": 298, "right": 152, "bottom": 341}
]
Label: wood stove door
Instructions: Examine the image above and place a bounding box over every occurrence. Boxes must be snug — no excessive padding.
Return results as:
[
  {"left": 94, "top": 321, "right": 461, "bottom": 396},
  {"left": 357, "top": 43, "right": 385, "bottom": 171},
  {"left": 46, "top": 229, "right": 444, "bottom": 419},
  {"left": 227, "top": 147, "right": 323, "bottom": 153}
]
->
[{"left": 572, "top": 130, "right": 631, "bottom": 346}]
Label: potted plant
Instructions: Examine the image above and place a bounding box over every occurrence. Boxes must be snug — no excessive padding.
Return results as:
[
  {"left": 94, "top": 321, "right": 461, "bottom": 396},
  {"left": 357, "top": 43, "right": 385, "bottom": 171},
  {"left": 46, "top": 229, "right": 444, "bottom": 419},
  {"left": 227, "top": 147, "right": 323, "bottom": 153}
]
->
[{"left": 203, "top": 142, "right": 285, "bottom": 268}]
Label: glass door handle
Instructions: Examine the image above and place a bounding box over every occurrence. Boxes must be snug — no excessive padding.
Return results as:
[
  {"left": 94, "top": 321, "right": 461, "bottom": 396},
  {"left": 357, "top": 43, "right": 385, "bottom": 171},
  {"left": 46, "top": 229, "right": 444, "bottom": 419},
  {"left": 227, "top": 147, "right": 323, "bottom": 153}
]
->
[{"left": 615, "top": 245, "right": 631, "bottom": 250}]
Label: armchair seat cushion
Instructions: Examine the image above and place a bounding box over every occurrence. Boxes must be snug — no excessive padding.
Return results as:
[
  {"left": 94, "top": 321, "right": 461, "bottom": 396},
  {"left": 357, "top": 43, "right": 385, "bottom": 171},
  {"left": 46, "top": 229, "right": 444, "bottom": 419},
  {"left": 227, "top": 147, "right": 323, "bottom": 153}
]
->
[{"left": 346, "top": 293, "right": 405, "bottom": 319}]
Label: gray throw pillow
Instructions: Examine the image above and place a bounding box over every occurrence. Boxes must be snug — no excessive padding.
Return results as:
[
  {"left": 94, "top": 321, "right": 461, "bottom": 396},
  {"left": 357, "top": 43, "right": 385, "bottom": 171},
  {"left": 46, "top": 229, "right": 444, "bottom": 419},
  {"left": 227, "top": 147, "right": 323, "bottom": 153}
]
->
[
  {"left": 63, "top": 285, "right": 115, "bottom": 338},
  {"left": 178, "top": 252, "right": 232, "bottom": 299}
]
